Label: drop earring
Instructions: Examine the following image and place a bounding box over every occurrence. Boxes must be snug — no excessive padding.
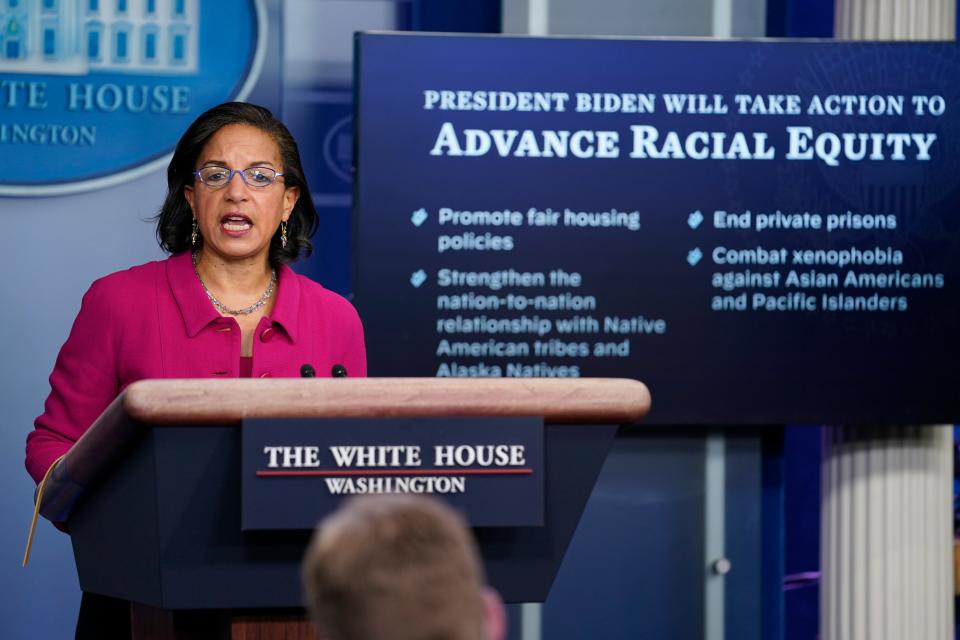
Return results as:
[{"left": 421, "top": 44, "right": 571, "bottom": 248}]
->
[
  {"left": 281, "top": 221, "right": 288, "bottom": 249},
  {"left": 191, "top": 219, "right": 198, "bottom": 246}
]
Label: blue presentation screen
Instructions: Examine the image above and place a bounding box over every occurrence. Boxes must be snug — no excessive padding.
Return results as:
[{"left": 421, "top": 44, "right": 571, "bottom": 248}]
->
[{"left": 352, "top": 33, "right": 960, "bottom": 424}]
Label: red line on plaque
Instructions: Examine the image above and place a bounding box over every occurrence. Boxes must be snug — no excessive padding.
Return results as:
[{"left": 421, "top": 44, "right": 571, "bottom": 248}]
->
[{"left": 255, "top": 468, "right": 534, "bottom": 477}]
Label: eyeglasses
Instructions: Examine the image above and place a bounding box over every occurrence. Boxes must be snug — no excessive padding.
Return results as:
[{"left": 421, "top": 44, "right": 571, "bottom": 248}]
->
[{"left": 193, "top": 166, "right": 285, "bottom": 189}]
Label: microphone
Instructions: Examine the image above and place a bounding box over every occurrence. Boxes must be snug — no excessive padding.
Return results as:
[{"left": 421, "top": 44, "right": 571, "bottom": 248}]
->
[
  {"left": 300, "top": 364, "right": 316, "bottom": 378},
  {"left": 331, "top": 364, "right": 348, "bottom": 378}
]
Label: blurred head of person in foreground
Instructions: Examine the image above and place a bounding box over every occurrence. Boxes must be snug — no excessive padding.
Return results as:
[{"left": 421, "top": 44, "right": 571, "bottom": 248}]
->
[{"left": 302, "top": 495, "right": 506, "bottom": 640}]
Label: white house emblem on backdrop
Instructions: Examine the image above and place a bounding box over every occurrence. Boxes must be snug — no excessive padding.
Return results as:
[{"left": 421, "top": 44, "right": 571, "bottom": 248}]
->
[
  {"left": 0, "top": 0, "right": 264, "bottom": 197},
  {"left": 0, "top": 0, "right": 198, "bottom": 75}
]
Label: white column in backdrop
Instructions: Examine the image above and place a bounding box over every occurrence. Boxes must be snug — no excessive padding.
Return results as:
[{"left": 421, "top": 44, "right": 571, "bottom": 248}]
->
[{"left": 823, "top": 4, "right": 955, "bottom": 635}]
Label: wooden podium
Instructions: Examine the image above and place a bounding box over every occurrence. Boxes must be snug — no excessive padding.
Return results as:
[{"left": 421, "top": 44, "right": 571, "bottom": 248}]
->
[{"left": 44, "top": 378, "right": 650, "bottom": 639}]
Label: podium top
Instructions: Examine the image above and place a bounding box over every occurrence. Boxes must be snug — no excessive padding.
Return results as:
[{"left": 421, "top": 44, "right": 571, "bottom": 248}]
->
[
  {"left": 122, "top": 377, "right": 650, "bottom": 425},
  {"left": 48, "top": 378, "right": 649, "bottom": 501}
]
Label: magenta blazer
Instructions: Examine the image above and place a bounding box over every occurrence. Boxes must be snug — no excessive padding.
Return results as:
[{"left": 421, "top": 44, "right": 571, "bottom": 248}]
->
[{"left": 26, "top": 251, "right": 367, "bottom": 484}]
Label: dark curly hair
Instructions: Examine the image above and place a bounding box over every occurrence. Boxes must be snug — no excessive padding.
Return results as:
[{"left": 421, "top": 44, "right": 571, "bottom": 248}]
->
[{"left": 155, "top": 102, "right": 317, "bottom": 265}]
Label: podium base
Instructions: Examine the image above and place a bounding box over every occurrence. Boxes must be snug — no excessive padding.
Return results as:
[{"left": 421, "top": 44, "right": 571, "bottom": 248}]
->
[{"left": 130, "top": 603, "right": 318, "bottom": 640}]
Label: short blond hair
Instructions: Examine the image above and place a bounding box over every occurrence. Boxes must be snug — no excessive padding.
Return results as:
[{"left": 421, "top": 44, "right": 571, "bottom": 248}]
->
[{"left": 302, "top": 495, "right": 487, "bottom": 640}]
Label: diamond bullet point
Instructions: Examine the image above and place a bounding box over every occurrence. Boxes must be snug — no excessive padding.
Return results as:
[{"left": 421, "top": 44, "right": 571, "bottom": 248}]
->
[
  {"left": 411, "top": 208, "right": 428, "bottom": 227},
  {"left": 410, "top": 269, "right": 427, "bottom": 288},
  {"left": 688, "top": 210, "right": 704, "bottom": 229},
  {"left": 687, "top": 248, "right": 703, "bottom": 266}
]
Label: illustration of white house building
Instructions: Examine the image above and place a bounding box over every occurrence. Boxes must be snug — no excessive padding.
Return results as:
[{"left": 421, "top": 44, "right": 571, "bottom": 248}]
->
[{"left": 0, "top": 0, "right": 198, "bottom": 74}]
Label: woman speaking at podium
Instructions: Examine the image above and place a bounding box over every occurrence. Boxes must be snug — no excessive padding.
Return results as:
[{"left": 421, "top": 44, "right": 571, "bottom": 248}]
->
[{"left": 24, "top": 102, "right": 367, "bottom": 638}]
